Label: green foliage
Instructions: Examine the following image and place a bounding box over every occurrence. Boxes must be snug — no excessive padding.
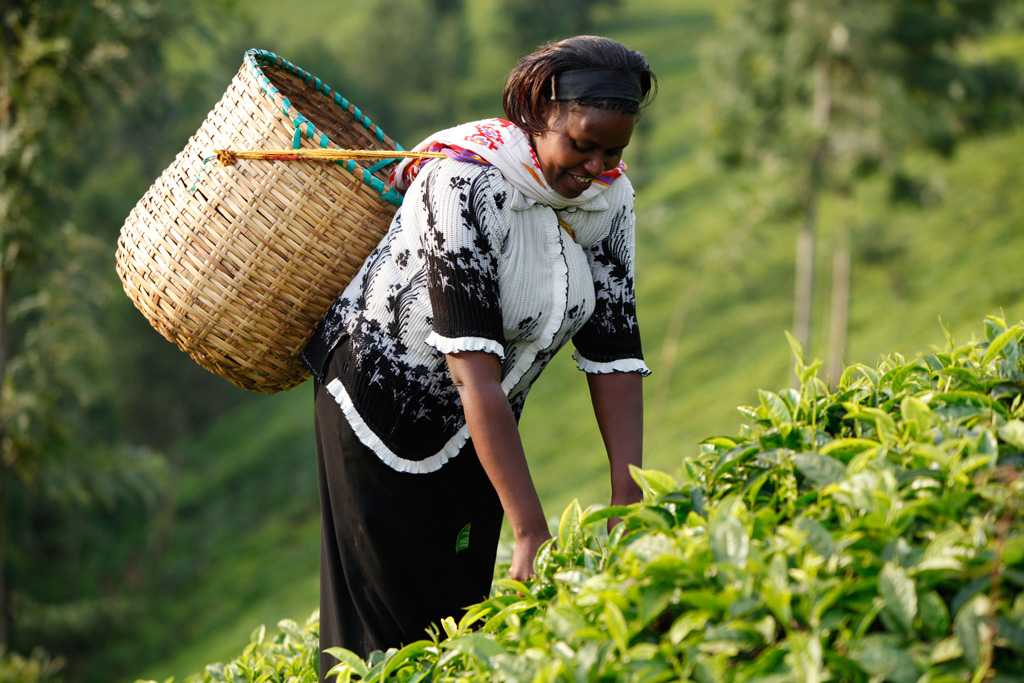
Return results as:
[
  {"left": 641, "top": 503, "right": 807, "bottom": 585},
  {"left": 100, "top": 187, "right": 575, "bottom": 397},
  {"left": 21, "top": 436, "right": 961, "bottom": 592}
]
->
[
  {"left": 253, "top": 0, "right": 626, "bottom": 148},
  {"left": 0, "top": 646, "right": 64, "bottom": 683},
  {"left": 340, "top": 0, "right": 469, "bottom": 142},
  {"left": 161, "top": 316, "right": 1024, "bottom": 682},
  {"left": 700, "top": 0, "right": 1024, "bottom": 380},
  {"left": 0, "top": 0, "right": 243, "bottom": 678},
  {"left": 704, "top": 0, "right": 1024, "bottom": 188},
  {"left": 118, "top": 2, "right": 1024, "bottom": 679},
  {"left": 495, "top": 0, "right": 622, "bottom": 57},
  {"left": 155, "top": 615, "right": 321, "bottom": 683},
  {"left": 0, "top": 0, "right": 1012, "bottom": 678}
]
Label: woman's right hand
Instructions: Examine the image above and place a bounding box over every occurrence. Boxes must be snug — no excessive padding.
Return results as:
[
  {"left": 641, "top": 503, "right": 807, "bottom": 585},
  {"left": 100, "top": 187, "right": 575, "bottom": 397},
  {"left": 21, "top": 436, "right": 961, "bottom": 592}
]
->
[
  {"left": 509, "top": 529, "right": 552, "bottom": 581},
  {"left": 447, "top": 350, "right": 552, "bottom": 582}
]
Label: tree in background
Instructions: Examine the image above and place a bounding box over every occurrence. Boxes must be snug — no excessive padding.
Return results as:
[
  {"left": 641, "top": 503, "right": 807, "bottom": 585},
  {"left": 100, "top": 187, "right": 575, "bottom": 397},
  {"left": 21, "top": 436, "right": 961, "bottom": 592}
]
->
[
  {"left": 339, "top": 0, "right": 471, "bottom": 143},
  {"left": 0, "top": 1, "right": 236, "bottom": 679},
  {"left": 331, "top": 0, "right": 627, "bottom": 144},
  {"left": 705, "top": 0, "right": 1023, "bottom": 380},
  {"left": 497, "top": 0, "right": 622, "bottom": 57}
]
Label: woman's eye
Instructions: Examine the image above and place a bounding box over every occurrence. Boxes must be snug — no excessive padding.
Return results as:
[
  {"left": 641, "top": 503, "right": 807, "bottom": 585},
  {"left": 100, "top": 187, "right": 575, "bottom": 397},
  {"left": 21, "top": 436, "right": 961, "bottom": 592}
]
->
[{"left": 572, "top": 140, "right": 593, "bottom": 152}]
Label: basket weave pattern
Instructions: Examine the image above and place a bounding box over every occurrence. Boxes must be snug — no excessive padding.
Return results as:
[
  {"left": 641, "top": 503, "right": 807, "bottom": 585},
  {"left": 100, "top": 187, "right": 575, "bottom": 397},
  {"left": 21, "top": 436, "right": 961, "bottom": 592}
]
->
[{"left": 117, "top": 50, "right": 401, "bottom": 393}]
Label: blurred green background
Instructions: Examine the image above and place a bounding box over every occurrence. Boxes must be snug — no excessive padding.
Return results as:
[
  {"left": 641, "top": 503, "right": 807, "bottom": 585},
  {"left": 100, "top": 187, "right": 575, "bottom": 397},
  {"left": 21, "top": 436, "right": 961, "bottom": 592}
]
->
[{"left": 1, "top": 0, "right": 1022, "bottom": 681}]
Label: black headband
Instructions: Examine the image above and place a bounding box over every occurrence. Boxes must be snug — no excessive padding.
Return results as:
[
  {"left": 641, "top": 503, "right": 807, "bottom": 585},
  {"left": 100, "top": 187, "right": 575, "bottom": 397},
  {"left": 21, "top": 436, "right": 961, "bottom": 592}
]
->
[{"left": 551, "top": 69, "right": 643, "bottom": 103}]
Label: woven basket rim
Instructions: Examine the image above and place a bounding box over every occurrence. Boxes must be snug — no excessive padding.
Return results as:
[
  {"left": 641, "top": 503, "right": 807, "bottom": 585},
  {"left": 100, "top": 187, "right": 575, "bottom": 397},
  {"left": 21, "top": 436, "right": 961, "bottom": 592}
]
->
[{"left": 243, "top": 48, "right": 406, "bottom": 207}]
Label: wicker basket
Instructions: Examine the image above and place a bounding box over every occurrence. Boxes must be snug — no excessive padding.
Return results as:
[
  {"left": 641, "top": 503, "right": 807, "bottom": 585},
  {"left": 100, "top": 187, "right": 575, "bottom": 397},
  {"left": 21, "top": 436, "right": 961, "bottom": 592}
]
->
[{"left": 117, "top": 49, "right": 404, "bottom": 394}]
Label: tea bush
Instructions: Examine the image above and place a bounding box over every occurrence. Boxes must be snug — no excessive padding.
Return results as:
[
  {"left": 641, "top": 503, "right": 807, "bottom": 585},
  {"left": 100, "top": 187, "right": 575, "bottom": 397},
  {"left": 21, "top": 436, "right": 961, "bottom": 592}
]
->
[{"left": 162, "top": 316, "right": 1024, "bottom": 683}]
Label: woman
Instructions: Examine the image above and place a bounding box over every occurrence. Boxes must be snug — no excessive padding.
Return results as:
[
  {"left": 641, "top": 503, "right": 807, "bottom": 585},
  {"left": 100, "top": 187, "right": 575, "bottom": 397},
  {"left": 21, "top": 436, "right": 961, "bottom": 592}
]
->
[{"left": 301, "top": 34, "right": 656, "bottom": 673}]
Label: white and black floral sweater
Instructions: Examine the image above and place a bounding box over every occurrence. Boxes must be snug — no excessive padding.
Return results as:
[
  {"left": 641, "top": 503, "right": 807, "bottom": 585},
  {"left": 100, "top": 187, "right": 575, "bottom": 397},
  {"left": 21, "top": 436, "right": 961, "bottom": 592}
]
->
[{"left": 301, "top": 160, "right": 650, "bottom": 474}]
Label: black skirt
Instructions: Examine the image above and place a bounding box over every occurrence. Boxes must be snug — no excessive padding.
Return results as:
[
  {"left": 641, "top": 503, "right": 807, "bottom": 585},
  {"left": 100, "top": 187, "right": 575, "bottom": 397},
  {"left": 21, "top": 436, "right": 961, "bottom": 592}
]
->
[{"left": 314, "top": 339, "right": 504, "bottom": 679}]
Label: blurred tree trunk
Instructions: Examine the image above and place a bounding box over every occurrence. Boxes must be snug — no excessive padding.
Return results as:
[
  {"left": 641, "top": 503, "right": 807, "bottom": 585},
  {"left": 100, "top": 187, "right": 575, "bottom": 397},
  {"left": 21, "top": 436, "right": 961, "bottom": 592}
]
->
[
  {"left": 706, "top": 0, "right": 1023, "bottom": 373},
  {"left": 827, "top": 193, "right": 851, "bottom": 384},
  {"left": 0, "top": 0, "right": 16, "bottom": 643},
  {"left": 0, "top": 434, "right": 6, "bottom": 648},
  {"left": 0, "top": 271, "right": 14, "bottom": 645},
  {"left": 794, "top": 55, "right": 832, "bottom": 361}
]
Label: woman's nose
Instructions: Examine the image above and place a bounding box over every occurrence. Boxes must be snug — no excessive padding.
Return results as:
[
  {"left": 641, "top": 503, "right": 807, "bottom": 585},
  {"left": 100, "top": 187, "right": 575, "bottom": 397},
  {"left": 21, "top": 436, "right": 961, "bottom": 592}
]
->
[{"left": 584, "top": 154, "right": 604, "bottom": 177}]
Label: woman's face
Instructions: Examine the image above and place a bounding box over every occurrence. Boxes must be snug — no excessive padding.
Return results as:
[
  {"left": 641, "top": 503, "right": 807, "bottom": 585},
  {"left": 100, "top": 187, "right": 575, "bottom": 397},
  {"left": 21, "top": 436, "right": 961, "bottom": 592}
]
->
[{"left": 531, "top": 105, "right": 636, "bottom": 199}]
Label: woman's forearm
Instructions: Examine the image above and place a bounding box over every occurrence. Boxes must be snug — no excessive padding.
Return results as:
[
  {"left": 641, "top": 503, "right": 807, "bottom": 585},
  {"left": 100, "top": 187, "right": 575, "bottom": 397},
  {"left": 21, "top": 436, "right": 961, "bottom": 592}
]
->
[
  {"left": 587, "top": 371, "right": 644, "bottom": 505},
  {"left": 446, "top": 351, "right": 550, "bottom": 578}
]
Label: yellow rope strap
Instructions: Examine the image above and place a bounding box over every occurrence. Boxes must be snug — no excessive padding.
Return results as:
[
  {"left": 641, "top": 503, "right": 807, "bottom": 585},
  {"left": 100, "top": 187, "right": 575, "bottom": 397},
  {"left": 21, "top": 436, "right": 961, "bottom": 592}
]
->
[
  {"left": 213, "top": 148, "right": 446, "bottom": 166},
  {"left": 208, "top": 148, "right": 581, "bottom": 241}
]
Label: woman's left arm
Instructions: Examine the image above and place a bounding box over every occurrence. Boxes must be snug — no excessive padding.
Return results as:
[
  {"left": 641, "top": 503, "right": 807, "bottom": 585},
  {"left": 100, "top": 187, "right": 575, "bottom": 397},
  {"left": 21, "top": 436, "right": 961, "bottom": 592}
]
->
[
  {"left": 575, "top": 178, "right": 646, "bottom": 519},
  {"left": 586, "top": 371, "right": 644, "bottom": 513}
]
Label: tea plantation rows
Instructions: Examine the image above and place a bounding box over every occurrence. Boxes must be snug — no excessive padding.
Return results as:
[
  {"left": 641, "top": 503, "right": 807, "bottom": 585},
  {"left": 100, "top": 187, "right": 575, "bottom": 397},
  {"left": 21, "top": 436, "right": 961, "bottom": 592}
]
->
[{"left": 163, "top": 316, "right": 1024, "bottom": 683}]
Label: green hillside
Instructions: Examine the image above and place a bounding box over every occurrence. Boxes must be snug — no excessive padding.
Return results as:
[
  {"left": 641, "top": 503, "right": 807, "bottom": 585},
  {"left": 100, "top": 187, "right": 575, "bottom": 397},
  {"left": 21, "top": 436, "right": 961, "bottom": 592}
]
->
[{"left": 131, "top": 0, "right": 1024, "bottom": 680}]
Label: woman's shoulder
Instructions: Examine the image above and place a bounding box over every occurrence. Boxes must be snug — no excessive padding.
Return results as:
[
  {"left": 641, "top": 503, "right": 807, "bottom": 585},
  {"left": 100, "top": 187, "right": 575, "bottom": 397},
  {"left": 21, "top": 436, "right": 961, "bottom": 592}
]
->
[
  {"left": 409, "top": 159, "right": 510, "bottom": 202},
  {"left": 400, "top": 161, "right": 514, "bottom": 246}
]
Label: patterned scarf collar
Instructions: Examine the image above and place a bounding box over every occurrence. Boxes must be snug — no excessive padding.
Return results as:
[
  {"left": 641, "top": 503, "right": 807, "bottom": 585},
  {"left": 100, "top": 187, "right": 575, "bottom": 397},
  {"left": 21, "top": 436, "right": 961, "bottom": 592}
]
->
[{"left": 390, "top": 118, "right": 626, "bottom": 209}]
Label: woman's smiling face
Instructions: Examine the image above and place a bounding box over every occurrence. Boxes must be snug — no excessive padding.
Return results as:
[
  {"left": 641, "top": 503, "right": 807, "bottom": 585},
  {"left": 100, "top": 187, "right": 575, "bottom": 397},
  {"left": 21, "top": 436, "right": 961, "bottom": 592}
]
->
[{"left": 531, "top": 105, "right": 636, "bottom": 199}]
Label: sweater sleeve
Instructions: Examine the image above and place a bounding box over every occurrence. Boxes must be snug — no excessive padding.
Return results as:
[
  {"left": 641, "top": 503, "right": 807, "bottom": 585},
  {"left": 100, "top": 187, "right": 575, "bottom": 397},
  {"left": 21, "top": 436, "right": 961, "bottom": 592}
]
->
[
  {"left": 571, "top": 185, "right": 650, "bottom": 376},
  {"left": 413, "top": 162, "right": 508, "bottom": 358}
]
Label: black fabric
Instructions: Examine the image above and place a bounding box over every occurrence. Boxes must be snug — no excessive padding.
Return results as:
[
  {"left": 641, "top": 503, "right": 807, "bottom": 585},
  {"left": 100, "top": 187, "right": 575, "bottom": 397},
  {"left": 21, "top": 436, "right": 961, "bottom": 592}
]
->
[
  {"left": 553, "top": 68, "right": 643, "bottom": 102},
  {"left": 302, "top": 295, "right": 350, "bottom": 385},
  {"left": 302, "top": 164, "right": 514, "bottom": 462},
  {"left": 420, "top": 169, "right": 506, "bottom": 346},
  {"left": 315, "top": 339, "right": 504, "bottom": 680},
  {"left": 571, "top": 200, "right": 645, "bottom": 364}
]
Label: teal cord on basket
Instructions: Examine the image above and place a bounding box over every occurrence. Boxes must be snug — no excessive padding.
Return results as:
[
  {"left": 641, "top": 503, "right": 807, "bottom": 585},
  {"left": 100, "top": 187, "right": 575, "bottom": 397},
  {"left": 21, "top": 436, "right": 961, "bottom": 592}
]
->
[
  {"left": 188, "top": 154, "right": 219, "bottom": 194},
  {"left": 196, "top": 50, "right": 426, "bottom": 206},
  {"left": 365, "top": 158, "right": 397, "bottom": 175}
]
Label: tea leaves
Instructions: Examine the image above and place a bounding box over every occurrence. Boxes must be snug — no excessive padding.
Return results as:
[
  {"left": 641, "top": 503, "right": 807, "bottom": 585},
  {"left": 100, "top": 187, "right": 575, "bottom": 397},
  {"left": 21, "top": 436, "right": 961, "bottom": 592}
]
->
[{"left": 164, "top": 317, "right": 1024, "bottom": 682}]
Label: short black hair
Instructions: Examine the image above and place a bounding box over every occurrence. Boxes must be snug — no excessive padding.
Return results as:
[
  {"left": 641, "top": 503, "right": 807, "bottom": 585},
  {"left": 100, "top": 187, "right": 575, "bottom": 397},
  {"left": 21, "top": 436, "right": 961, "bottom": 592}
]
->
[{"left": 503, "top": 35, "right": 657, "bottom": 136}]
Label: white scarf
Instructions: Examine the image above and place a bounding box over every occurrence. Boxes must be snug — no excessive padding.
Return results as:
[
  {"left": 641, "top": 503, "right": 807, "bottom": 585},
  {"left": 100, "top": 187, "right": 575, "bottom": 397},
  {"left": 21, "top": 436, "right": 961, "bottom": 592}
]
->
[{"left": 391, "top": 118, "right": 626, "bottom": 209}]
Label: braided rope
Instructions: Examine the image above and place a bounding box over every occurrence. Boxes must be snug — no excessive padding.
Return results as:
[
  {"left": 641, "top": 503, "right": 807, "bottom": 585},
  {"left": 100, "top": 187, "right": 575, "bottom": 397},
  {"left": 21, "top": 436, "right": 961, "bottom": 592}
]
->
[
  {"left": 189, "top": 148, "right": 445, "bottom": 194},
  {"left": 214, "top": 148, "right": 445, "bottom": 165}
]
